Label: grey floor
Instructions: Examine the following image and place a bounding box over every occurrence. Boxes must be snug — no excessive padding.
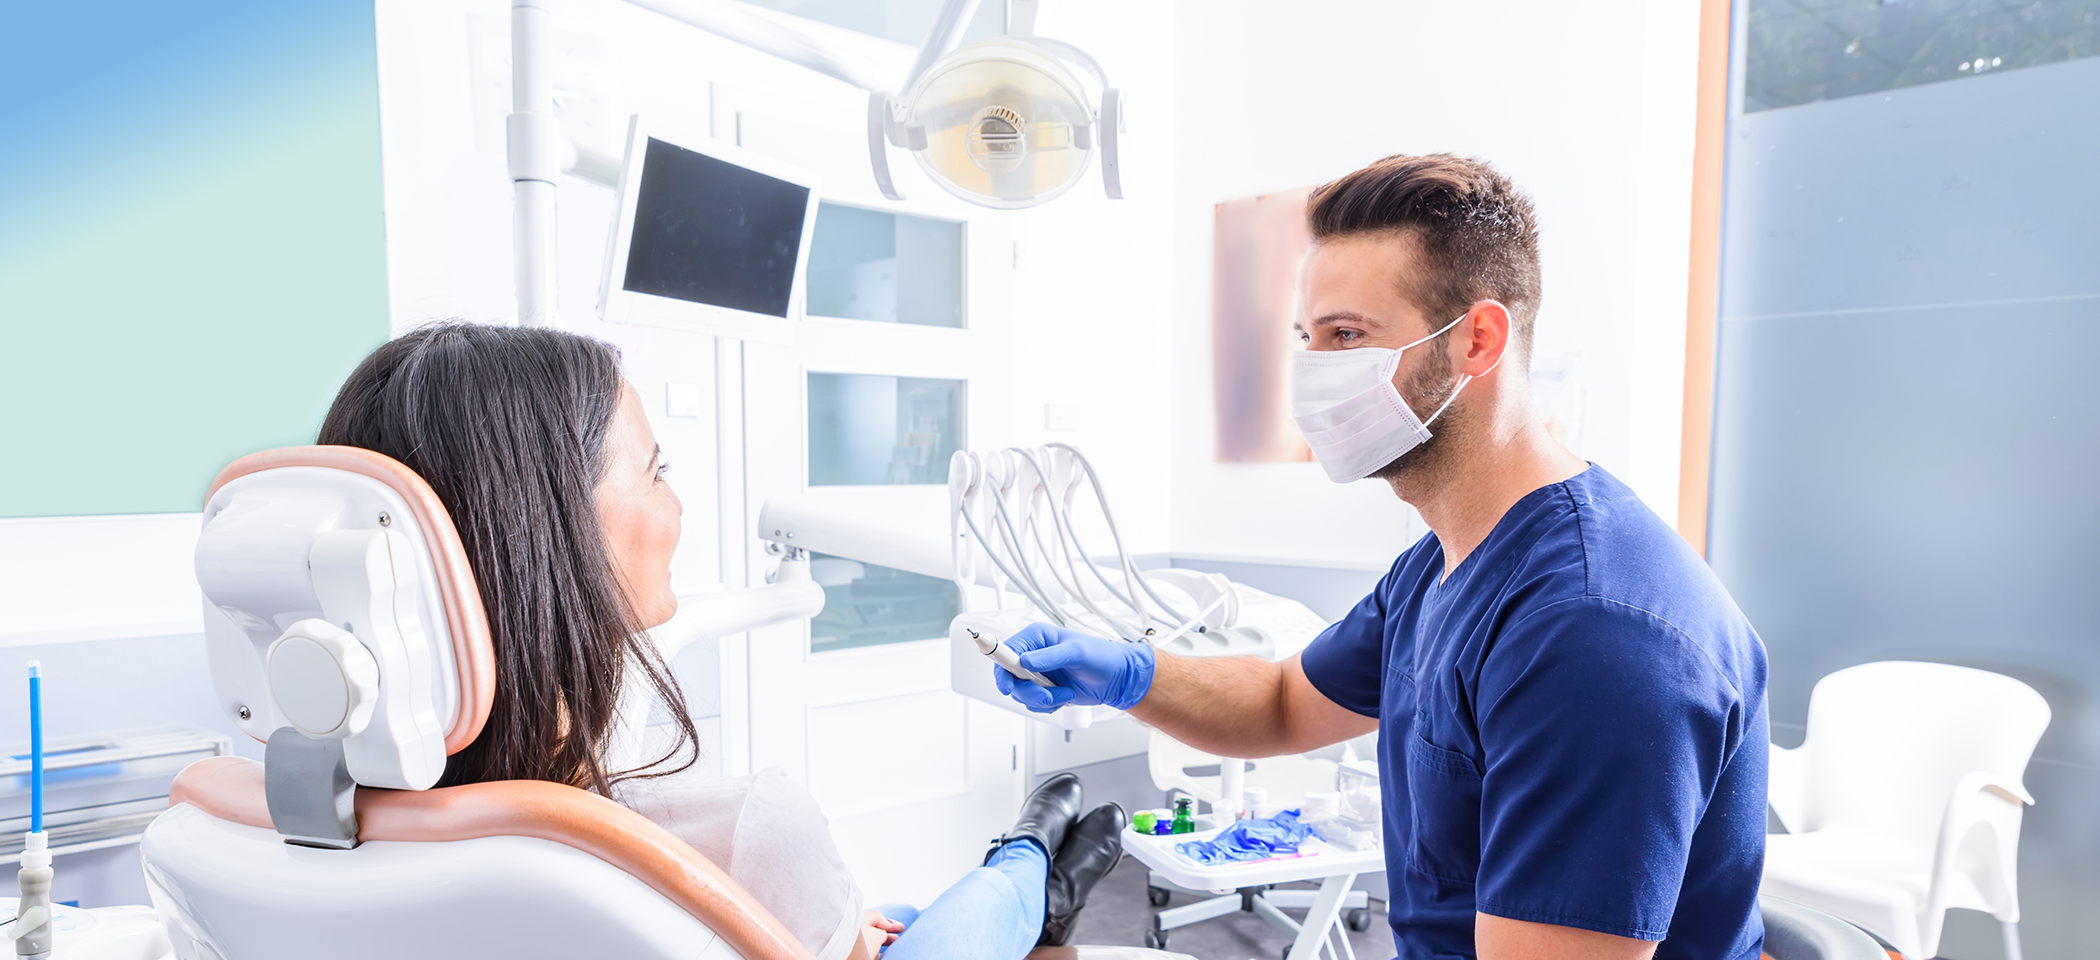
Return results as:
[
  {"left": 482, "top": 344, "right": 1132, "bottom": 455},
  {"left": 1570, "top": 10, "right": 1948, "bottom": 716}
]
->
[{"left": 1067, "top": 855, "right": 1396, "bottom": 960}]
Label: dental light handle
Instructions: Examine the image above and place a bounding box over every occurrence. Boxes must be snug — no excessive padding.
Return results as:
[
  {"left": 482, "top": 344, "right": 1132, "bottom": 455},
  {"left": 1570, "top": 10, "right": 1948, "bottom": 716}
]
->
[{"left": 972, "top": 630, "right": 1052, "bottom": 687}]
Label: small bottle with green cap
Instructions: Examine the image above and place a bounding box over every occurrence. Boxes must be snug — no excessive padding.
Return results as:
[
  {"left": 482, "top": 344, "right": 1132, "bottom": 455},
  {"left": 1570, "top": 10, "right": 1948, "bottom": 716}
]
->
[
  {"left": 1170, "top": 797, "right": 1196, "bottom": 835},
  {"left": 1132, "top": 810, "right": 1157, "bottom": 835}
]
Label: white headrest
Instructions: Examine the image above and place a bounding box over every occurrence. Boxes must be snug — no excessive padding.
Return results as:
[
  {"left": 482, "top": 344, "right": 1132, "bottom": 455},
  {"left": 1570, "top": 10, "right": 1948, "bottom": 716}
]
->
[{"left": 195, "top": 446, "right": 496, "bottom": 790}]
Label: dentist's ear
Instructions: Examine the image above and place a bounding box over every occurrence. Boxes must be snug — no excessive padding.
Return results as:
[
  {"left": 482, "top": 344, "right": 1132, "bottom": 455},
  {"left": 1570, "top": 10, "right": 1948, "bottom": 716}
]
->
[{"left": 1457, "top": 299, "right": 1513, "bottom": 379}]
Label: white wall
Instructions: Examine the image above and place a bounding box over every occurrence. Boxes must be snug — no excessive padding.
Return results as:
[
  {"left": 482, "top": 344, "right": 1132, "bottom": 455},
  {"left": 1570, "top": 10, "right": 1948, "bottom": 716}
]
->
[
  {"left": 0, "top": 515, "right": 203, "bottom": 646},
  {"left": 373, "top": 0, "right": 1180, "bottom": 557},
  {"left": 0, "top": 0, "right": 1699, "bottom": 649},
  {"left": 1168, "top": 0, "right": 1702, "bottom": 569}
]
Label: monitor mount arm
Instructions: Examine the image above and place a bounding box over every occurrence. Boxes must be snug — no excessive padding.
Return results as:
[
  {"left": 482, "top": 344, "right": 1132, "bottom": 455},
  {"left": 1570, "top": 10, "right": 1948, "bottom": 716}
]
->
[{"left": 506, "top": 0, "right": 980, "bottom": 326}]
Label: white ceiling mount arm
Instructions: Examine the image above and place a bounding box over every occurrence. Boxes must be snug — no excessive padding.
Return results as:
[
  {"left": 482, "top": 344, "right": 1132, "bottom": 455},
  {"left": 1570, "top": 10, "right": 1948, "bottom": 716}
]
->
[
  {"left": 902, "top": 0, "right": 985, "bottom": 94},
  {"left": 625, "top": 0, "right": 894, "bottom": 90},
  {"left": 867, "top": 92, "right": 906, "bottom": 200},
  {"left": 1006, "top": 0, "right": 1039, "bottom": 37},
  {"left": 563, "top": 141, "right": 622, "bottom": 188},
  {"left": 510, "top": 0, "right": 561, "bottom": 327}
]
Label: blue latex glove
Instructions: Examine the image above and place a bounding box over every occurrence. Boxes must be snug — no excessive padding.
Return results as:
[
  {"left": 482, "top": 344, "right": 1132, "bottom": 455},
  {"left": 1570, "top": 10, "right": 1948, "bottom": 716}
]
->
[
  {"left": 1175, "top": 809, "right": 1317, "bottom": 866},
  {"left": 992, "top": 622, "right": 1156, "bottom": 713}
]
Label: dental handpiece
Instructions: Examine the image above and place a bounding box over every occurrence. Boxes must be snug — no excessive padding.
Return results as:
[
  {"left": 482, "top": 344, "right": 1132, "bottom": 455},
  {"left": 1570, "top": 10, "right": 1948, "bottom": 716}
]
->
[{"left": 970, "top": 629, "right": 1054, "bottom": 687}]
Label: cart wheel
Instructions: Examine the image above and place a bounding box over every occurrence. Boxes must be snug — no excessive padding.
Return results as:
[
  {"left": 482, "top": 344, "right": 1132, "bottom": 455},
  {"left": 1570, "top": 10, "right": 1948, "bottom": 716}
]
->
[
  {"left": 1348, "top": 907, "right": 1373, "bottom": 932},
  {"left": 1147, "top": 885, "right": 1171, "bottom": 907},
  {"left": 1144, "top": 927, "right": 1169, "bottom": 949}
]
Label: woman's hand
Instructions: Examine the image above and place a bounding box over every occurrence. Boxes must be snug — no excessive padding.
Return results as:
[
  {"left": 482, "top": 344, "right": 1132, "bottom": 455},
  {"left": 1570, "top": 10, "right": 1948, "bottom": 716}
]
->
[{"left": 845, "top": 911, "right": 906, "bottom": 960}]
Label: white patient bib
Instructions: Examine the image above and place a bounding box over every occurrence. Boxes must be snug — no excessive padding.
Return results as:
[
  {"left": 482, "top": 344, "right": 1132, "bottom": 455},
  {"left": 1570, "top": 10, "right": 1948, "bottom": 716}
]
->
[{"left": 617, "top": 767, "right": 865, "bottom": 960}]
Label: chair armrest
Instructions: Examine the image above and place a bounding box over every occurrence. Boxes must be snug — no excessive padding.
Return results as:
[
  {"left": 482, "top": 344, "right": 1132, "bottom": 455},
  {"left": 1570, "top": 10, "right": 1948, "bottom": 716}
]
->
[
  {"left": 170, "top": 757, "right": 818, "bottom": 960},
  {"left": 1767, "top": 742, "right": 1807, "bottom": 833},
  {"left": 1926, "top": 770, "right": 2029, "bottom": 925}
]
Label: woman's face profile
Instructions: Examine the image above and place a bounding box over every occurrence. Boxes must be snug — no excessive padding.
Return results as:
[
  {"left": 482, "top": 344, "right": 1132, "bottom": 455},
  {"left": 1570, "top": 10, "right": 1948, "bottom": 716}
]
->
[{"left": 596, "top": 381, "right": 683, "bottom": 629}]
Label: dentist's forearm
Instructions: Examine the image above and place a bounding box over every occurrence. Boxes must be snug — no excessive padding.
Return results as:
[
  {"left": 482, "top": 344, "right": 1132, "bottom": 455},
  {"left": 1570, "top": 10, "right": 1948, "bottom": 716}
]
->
[{"left": 1128, "top": 652, "right": 1372, "bottom": 759}]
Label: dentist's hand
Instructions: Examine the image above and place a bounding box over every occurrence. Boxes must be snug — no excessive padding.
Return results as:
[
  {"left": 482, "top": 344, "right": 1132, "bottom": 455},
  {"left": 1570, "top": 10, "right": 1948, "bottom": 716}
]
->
[{"left": 993, "top": 623, "right": 1156, "bottom": 713}]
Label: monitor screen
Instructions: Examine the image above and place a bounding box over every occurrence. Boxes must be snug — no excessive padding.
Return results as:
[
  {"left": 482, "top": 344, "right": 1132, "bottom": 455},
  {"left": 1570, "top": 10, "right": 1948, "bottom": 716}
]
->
[{"left": 621, "top": 137, "right": 812, "bottom": 319}]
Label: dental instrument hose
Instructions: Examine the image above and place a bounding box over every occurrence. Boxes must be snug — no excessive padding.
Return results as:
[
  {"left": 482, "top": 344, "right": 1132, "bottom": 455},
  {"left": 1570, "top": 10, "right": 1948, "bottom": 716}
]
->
[
  {"left": 1040, "top": 444, "right": 1186, "bottom": 620},
  {"left": 1007, "top": 445, "right": 1157, "bottom": 630},
  {"left": 13, "top": 662, "right": 52, "bottom": 960}
]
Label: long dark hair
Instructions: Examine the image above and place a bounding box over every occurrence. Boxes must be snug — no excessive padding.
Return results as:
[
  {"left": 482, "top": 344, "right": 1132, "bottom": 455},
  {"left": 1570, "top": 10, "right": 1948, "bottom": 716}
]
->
[{"left": 318, "top": 322, "right": 698, "bottom": 793}]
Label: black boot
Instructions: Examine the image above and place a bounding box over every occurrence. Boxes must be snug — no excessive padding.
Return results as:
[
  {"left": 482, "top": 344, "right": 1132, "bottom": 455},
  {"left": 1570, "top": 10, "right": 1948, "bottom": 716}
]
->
[
  {"left": 986, "top": 772, "right": 1085, "bottom": 864},
  {"left": 1037, "top": 802, "right": 1128, "bottom": 946}
]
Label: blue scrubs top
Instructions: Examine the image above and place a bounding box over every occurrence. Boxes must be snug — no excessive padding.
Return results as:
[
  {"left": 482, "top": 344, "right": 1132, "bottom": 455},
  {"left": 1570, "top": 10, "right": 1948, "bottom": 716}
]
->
[{"left": 1300, "top": 466, "right": 1767, "bottom": 960}]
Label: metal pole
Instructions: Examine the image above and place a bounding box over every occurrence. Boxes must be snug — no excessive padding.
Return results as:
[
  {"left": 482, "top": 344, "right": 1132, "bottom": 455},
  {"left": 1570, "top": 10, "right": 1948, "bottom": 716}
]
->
[{"left": 509, "top": 0, "right": 560, "bottom": 327}]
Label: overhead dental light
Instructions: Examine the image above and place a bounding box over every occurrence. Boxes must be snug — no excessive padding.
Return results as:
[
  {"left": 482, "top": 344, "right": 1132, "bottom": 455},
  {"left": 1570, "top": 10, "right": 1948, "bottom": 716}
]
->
[
  {"left": 506, "top": 0, "right": 1125, "bottom": 326},
  {"left": 867, "top": 0, "right": 1124, "bottom": 208}
]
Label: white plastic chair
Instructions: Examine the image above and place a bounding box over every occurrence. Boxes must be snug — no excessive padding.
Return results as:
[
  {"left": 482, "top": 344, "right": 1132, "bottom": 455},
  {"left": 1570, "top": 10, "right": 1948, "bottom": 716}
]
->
[{"left": 1762, "top": 661, "right": 2050, "bottom": 960}]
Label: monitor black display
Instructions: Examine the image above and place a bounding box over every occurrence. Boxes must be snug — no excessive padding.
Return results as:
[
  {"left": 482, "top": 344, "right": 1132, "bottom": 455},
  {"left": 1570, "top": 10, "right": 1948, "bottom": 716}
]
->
[{"left": 621, "top": 137, "right": 811, "bottom": 318}]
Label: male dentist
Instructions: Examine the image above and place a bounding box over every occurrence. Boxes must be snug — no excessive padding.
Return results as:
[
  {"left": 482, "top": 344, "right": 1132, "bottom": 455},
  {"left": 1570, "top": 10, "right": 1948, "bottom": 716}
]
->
[{"left": 997, "top": 154, "right": 1768, "bottom": 960}]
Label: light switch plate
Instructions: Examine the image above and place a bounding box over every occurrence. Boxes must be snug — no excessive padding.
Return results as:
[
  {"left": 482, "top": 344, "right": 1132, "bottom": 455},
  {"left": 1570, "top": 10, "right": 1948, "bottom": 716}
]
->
[{"left": 665, "top": 382, "right": 703, "bottom": 418}]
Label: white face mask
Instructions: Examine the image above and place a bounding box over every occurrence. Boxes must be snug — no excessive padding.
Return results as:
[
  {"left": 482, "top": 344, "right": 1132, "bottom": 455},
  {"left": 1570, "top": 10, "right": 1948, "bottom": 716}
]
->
[{"left": 1291, "top": 312, "right": 1474, "bottom": 483}]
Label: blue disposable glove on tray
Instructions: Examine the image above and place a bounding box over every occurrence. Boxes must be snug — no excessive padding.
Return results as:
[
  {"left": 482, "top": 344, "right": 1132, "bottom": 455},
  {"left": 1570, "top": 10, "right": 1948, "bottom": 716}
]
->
[
  {"left": 992, "top": 623, "right": 1156, "bottom": 713},
  {"left": 1174, "top": 810, "right": 1319, "bottom": 866}
]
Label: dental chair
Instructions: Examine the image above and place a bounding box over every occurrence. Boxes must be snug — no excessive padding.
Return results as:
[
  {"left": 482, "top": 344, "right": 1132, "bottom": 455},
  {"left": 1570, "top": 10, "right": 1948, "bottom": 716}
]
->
[{"left": 141, "top": 446, "right": 1191, "bottom": 960}]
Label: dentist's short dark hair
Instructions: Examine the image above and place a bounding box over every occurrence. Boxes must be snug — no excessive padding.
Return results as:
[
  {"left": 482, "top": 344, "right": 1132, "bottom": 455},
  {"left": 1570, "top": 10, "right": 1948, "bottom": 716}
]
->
[{"left": 1306, "top": 153, "right": 1542, "bottom": 357}]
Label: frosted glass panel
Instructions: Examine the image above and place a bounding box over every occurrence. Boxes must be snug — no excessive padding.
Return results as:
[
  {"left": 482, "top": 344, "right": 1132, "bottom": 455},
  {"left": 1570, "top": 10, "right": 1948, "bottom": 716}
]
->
[
  {"left": 806, "top": 203, "right": 964, "bottom": 328},
  {"left": 1709, "top": 48, "right": 2100, "bottom": 959},
  {"left": 808, "top": 552, "right": 961, "bottom": 654},
  {"left": 807, "top": 373, "right": 964, "bottom": 486}
]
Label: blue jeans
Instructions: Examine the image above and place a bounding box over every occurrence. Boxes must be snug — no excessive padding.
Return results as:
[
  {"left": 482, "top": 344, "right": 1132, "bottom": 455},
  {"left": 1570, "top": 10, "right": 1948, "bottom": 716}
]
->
[{"left": 870, "top": 840, "right": 1046, "bottom": 960}]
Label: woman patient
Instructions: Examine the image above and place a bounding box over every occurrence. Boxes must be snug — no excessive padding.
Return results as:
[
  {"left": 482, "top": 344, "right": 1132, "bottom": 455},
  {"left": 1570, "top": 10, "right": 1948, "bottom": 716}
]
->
[{"left": 317, "top": 323, "right": 1125, "bottom": 960}]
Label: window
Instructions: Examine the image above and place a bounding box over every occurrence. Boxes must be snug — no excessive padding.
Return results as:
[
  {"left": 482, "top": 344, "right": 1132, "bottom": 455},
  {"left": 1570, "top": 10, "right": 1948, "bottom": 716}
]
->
[
  {"left": 1745, "top": 0, "right": 2100, "bottom": 111},
  {"left": 807, "top": 373, "right": 965, "bottom": 485},
  {"left": 806, "top": 203, "right": 965, "bottom": 328},
  {"left": 807, "top": 552, "right": 961, "bottom": 653}
]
